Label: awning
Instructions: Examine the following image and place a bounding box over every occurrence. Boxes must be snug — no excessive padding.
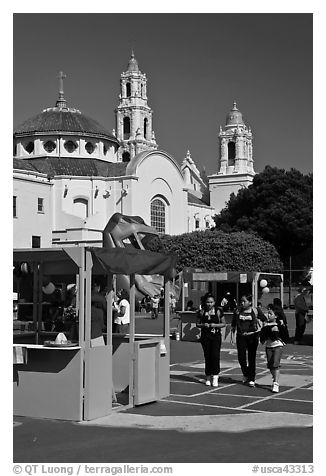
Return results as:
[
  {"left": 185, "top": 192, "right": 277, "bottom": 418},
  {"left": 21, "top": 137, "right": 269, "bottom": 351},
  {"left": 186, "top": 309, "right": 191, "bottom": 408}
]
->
[{"left": 89, "top": 247, "right": 177, "bottom": 278}]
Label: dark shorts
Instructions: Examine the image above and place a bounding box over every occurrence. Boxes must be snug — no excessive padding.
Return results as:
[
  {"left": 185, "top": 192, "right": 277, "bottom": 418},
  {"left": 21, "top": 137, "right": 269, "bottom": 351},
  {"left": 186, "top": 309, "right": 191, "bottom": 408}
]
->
[{"left": 266, "top": 346, "right": 283, "bottom": 369}]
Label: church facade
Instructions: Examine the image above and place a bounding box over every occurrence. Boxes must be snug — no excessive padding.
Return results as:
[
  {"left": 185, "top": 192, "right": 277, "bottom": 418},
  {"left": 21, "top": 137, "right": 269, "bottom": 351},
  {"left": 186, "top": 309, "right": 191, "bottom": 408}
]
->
[{"left": 13, "top": 53, "right": 255, "bottom": 249}]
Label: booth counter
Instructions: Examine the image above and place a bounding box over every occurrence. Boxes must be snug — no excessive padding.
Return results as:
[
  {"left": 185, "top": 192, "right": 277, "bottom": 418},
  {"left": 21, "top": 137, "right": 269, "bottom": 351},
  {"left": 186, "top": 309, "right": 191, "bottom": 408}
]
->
[{"left": 13, "top": 246, "right": 175, "bottom": 421}]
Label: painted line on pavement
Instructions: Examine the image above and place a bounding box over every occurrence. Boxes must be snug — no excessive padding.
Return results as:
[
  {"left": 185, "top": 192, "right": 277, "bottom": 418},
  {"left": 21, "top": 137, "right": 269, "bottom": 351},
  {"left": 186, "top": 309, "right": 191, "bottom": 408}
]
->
[
  {"left": 165, "top": 398, "right": 266, "bottom": 413},
  {"left": 237, "top": 383, "right": 310, "bottom": 409}
]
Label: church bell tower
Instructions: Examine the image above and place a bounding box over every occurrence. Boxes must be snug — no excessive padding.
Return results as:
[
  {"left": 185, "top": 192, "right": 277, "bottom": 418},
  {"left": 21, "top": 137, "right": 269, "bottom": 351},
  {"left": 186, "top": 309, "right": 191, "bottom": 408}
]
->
[
  {"left": 115, "top": 52, "right": 158, "bottom": 162},
  {"left": 208, "top": 102, "right": 255, "bottom": 214}
]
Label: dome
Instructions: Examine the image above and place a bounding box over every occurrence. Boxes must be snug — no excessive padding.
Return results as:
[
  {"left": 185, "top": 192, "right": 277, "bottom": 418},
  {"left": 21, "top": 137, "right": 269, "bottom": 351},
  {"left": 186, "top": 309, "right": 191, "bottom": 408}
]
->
[
  {"left": 127, "top": 51, "right": 139, "bottom": 73},
  {"left": 14, "top": 107, "right": 119, "bottom": 144},
  {"left": 225, "top": 101, "right": 245, "bottom": 127}
]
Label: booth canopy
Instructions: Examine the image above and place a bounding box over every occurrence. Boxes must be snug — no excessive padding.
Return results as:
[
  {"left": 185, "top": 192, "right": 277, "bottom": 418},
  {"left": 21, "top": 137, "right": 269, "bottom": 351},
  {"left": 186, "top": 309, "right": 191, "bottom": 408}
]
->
[{"left": 90, "top": 247, "right": 177, "bottom": 278}]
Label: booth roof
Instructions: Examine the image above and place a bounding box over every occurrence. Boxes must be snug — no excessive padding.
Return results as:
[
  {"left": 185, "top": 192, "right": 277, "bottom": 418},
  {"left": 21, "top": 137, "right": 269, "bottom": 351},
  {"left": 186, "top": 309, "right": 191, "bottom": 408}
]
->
[{"left": 90, "top": 247, "right": 177, "bottom": 278}]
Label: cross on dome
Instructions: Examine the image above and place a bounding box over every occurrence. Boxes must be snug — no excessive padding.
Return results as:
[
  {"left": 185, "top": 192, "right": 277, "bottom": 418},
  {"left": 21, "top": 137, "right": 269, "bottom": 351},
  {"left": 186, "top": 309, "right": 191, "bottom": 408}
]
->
[{"left": 56, "top": 71, "right": 67, "bottom": 109}]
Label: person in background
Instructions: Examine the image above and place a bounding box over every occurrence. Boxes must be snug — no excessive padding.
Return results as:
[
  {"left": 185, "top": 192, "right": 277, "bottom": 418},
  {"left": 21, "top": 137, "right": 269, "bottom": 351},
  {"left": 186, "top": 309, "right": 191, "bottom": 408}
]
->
[
  {"left": 159, "top": 287, "right": 164, "bottom": 311},
  {"left": 151, "top": 294, "right": 160, "bottom": 319},
  {"left": 231, "top": 294, "right": 266, "bottom": 387},
  {"left": 221, "top": 292, "right": 237, "bottom": 312},
  {"left": 113, "top": 289, "right": 130, "bottom": 334},
  {"left": 170, "top": 294, "right": 177, "bottom": 316},
  {"left": 140, "top": 295, "right": 149, "bottom": 313},
  {"left": 199, "top": 292, "right": 210, "bottom": 310},
  {"left": 186, "top": 300, "right": 196, "bottom": 311},
  {"left": 260, "top": 304, "right": 288, "bottom": 393},
  {"left": 293, "top": 288, "right": 309, "bottom": 344},
  {"left": 196, "top": 294, "right": 226, "bottom": 387},
  {"left": 90, "top": 281, "right": 106, "bottom": 346}
]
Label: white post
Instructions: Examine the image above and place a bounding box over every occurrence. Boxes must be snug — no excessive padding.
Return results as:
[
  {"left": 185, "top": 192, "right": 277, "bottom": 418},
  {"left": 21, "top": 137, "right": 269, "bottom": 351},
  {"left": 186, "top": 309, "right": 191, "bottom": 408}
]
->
[{"left": 129, "top": 274, "right": 136, "bottom": 407}]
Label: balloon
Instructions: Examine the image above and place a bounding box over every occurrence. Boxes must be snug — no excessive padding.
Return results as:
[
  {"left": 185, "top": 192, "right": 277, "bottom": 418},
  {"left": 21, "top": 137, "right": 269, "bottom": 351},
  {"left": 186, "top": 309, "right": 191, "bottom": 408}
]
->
[
  {"left": 42, "top": 282, "right": 56, "bottom": 295},
  {"left": 260, "top": 279, "right": 268, "bottom": 288},
  {"left": 20, "top": 262, "right": 30, "bottom": 274},
  {"left": 262, "top": 287, "right": 270, "bottom": 294}
]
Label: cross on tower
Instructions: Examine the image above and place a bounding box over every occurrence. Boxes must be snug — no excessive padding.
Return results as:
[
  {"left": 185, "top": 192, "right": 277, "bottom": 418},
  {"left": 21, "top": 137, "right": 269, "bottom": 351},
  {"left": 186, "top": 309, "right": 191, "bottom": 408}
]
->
[{"left": 57, "top": 71, "right": 66, "bottom": 95}]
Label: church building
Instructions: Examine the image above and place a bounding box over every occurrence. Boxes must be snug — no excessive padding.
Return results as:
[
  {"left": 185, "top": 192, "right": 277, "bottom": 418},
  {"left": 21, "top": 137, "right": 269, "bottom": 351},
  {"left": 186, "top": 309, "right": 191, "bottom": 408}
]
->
[{"left": 13, "top": 53, "right": 255, "bottom": 249}]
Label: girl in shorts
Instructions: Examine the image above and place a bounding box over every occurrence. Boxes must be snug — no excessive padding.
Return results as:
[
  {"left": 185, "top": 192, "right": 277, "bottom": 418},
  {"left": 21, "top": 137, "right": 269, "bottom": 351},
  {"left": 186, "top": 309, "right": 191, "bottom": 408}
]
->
[{"left": 260, "top": 304, "right": 287, "bottom": 393}]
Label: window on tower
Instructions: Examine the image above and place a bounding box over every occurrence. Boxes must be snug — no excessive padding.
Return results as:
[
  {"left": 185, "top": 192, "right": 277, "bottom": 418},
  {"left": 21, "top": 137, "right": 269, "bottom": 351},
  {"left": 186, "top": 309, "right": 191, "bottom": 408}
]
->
[
  {"left": 228, "top": 142, "right": 236, "bottom": 166},
  {"left": 126, "top": 82, "right": 131, "bottom": 97},
  {"left": 122, "top": 151, "right": 130, "bottom": 162},
  {"left": 144, "top": 118, "right": 148, "bottom": 140},
  {"left": 123, "top": 117, "right": 131, "bottom": 140}
]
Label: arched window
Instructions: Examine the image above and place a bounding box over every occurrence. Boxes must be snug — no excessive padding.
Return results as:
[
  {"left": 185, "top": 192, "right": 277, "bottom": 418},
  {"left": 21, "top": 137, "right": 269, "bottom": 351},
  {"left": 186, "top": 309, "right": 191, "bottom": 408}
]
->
[
  {"left": 44, "top": 140, "right": 56, "bottom": 153},
  {"left": 85, "top": 142, "right": 95, "bottom": 154},
  {"left": 73, "top": 198, "right": 88, "bottom": 219},
  {"left": 24, "top": 142, "right": 34, "bottom": 154},
  {"left": 126, "top": 82, "right": 131, "bottom": 97},
  {"left": 122, "top": 151, "right": 130, "bottom": 162},
  {"left": 151, "top": 198, "right": 166, "bottom": 234},
  {"left": 123, "top": 117, "right": 131, "bottom": 140},
  {"left": 144, "top": 118, "right": 148, "bottom": 140},
  {"left": 228, "top": 142, "right": 236, "bottom": 166},
  {"left": 64, "top": 140, "right": 78, "bottom": 153}
]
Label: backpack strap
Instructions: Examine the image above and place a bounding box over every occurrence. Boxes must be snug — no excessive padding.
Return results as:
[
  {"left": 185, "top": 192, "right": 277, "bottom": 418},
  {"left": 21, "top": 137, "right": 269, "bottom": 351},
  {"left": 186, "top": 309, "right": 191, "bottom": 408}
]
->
[{"left": 252, "top": 307, "right": 262, "bottom": 331}]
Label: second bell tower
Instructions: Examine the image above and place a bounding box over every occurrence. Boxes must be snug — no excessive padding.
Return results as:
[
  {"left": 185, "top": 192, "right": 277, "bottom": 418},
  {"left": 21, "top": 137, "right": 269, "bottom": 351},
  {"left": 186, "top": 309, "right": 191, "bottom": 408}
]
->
[
  {"left": 115, "top": 52, "right": 158, "bottom": 162},
  {"left": 208, "top": 102, "right": 255, "bottom": 214}
]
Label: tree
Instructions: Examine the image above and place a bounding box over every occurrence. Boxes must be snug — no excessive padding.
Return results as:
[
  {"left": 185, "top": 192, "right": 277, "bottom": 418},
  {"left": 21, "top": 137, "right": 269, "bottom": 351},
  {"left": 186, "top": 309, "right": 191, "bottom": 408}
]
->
[
  {"left": 213, "top": 166, "right": 313, "bottom": 268},
  {"left": 147, "top": 229, "right": 282, "bottom": 273}
]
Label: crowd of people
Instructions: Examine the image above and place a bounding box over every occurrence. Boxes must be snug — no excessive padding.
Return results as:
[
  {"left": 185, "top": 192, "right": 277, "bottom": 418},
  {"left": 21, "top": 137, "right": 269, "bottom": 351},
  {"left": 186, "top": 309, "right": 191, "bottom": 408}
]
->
[
  {"left": 44, "top": 279, "right": 311, "bottom": 388},
  {"left": 140, "top": 291, "right": 177, "bottom": 319}
]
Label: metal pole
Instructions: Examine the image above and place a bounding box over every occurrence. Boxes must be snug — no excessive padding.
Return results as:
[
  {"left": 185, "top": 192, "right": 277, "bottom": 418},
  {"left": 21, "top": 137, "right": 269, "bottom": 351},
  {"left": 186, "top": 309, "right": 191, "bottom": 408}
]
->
[
  {"left": 181, "top": 279, "right": 185, "bottom": 312},
  {"left": 106, "top": 274, "right": 113, "bottom": 347},
  {"left": 289, "top": 256, "right": 292, "bottom": 307},
  {"left": 164, "top": 277, "right": 170, "bottom": 339},
  {"left": 32, "top": 265, "right": 38, "bottom": 344}
]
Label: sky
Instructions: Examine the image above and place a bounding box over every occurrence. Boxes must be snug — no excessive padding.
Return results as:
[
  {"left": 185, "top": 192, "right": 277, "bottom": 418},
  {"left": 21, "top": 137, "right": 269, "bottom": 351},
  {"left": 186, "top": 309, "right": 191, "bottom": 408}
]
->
[{"left": 13, "top": 13, "right": 313, "bottom": 175}]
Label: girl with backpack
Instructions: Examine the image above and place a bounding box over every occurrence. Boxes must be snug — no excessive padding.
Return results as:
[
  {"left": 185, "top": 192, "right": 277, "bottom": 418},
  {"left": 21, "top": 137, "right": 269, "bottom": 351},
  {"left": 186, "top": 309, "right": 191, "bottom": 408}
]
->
[
  {"left": 231, "top": 294, "right": 266, "bottom": 387},
  {"left": 260, "top": 303, "right": 289, "bottom": 393},
  {"left": 196, "top": 294, "right": 226, "bottom": 387}
]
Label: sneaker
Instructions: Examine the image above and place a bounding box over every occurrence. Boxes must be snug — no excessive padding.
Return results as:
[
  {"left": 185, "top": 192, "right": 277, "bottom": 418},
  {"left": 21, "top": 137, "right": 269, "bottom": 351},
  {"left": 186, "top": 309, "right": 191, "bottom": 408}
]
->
[
  {"left": 242, "top": 376, "right": 249, "bottom": 385},
  {"left": 248, "top": 381, "right": 255, "bottom": 387},
  {"left": 205, "top": 377, "right": 211, "bottom": 386},
  {"left": 272, "top": 382, "right": 279, "bottom": 393},
  {"left": 212, "top": 375, "right": 219, "bottom": 387}
]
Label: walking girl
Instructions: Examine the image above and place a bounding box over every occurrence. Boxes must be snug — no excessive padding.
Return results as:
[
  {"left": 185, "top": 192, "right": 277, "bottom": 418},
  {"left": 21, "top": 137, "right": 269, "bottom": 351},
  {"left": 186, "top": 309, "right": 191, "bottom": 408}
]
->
[
  {"left": 260, "top": 304, "right": 288, "bottom": 393},
  {"left": 231, "top": 294, "right": 265, "bottom": 387},
  {"left": 196, "top": 294, "right": 226, "bottom": 387}
]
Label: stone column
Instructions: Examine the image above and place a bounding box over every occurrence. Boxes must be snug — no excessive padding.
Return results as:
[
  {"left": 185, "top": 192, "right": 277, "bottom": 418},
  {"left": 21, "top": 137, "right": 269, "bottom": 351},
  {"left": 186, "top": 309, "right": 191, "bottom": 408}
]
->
[
  {"left": 219, "top": 138, "right": 227, "bottom": 174},
  {"left": 121, "top": 80, "right": 126, "bottom": 98}
]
